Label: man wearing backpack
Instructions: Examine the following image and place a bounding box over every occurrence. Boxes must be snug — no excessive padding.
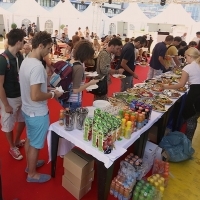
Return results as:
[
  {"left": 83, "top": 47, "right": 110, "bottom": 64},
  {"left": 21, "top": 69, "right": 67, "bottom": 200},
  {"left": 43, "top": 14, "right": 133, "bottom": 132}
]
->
[
  {"left": 19, "top": 31, "right": 63, "bottom": 183},
  {"left": 0, "top": 29, "right": 26, "bottom": 160},
  {"left": 147, "top": 35, "right": 174, "bottom": 79}
]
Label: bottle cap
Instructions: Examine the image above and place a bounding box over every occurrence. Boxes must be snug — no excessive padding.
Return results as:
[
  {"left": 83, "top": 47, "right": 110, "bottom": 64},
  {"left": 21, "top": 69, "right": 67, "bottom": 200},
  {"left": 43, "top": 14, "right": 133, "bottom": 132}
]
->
[{"left": 160, "top": 186, "right": 165, "bottom": 192}]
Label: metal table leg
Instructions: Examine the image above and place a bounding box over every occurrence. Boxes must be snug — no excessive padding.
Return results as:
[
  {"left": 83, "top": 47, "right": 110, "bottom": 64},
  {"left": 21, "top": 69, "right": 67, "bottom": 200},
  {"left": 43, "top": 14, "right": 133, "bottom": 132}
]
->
[
  {"left": 134, "top": 130, "right": 149, "bottom": 157},
  {"left": 51, "top": 131, "right": 60, "bottom": 177},
  {"left": 96, "top": 160, "right": 114, "bottom": 200}
]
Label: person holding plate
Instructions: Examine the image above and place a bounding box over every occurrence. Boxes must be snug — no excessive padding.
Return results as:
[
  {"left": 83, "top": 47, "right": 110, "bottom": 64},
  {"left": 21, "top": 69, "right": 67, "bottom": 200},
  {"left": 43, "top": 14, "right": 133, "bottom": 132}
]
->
[
  {"left": 94, "top": 38, "right": 124, "bottom": 101},
  {"left": 162, "top": 47, "right": 200, "bottom": 141},
  {"left": 120, "top": 36, "right": 147, "bottom": 92}
]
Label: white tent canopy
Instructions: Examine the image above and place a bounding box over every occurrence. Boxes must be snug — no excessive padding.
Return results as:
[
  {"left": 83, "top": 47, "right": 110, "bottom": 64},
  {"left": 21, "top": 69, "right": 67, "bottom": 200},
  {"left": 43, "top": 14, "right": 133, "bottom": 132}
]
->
[
  {"left": 8, "top": 0, "right": 52, "bottom": 31},
  {"left": 149, "top": 3, "right": 195, "bottom": 25},
  {"left": 105, "top": 3, "right": 149, "bottom": 37},
  {"left": 51, "top": 0, "right": 87, "bottom": 20},
  {"left": 8, "top": 0, "right": 50, "bottom": 16},
  {"left": 111, "top": 3, "right": 149, "bottom": 23},
  {"left": 51, "top": 0, "right": 89, "bottom": 38},
  {"left": 83, "top": 3, "right": 110, "bottom": 21}
]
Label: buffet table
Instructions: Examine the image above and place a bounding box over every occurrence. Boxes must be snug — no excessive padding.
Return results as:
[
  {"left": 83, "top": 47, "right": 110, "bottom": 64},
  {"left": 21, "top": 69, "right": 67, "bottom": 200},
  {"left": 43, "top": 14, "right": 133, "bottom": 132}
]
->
[{"left": 47, "top": 90, "right": 186, "bottom": 200}]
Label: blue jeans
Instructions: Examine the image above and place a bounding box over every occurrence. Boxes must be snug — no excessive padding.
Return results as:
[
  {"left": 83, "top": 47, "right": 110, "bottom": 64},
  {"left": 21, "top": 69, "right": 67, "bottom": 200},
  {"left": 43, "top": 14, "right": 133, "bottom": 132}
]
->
[
  {"left": 61, "top": 101, "right": 81, "bottom": 110},
  {"left": 121, "top": 76, "right": 133, "bottom": 92}
]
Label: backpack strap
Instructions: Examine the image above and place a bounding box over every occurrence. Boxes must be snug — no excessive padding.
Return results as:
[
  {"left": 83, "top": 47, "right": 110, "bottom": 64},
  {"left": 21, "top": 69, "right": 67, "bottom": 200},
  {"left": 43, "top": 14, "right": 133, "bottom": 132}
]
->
[
  {"left": 1, "top": 53, "right": 10, "bottom": 69},
  {"left": 167, "top": 45, "right": 174, "bottom": 50},
  {"left": 57, "top": 61, "right": 72, "bottom": 75}
]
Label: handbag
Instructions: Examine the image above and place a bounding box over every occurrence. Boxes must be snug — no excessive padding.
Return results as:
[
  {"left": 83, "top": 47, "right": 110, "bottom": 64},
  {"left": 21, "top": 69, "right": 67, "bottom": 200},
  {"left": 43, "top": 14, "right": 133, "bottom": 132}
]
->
[{"left": 89, "top": 76, "right": 107, "bottom": 96}]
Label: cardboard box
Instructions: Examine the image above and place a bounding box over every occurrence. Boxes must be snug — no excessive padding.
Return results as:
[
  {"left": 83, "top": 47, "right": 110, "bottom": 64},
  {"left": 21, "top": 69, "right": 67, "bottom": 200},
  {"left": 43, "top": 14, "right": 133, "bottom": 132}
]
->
[
  {"left": 64, "top": 169, "right": 94, "bottom": 189},
  {"left": 62, "top": 175, "right": 92, "bottom": 200},
  {"left": 63, "top": 150, "right": 94, "bottom": 179}
]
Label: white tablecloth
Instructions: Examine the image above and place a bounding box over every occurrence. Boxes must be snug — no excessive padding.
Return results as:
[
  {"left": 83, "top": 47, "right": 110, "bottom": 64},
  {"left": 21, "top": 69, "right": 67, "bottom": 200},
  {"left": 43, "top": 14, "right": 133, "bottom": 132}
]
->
[{"left": 47, "top": 92, "right": 185, "bottom": 168}]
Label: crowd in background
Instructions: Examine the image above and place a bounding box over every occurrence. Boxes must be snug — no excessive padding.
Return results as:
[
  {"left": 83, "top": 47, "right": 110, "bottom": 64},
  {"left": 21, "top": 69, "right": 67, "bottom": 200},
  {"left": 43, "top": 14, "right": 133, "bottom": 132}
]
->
[{"left": 0, "top": 24, "right": 200, "bottom": 184}]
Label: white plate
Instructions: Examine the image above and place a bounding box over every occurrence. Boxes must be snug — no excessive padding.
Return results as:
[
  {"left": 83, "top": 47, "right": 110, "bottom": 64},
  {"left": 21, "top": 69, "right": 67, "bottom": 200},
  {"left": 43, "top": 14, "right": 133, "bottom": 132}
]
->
[
  {"left": 86, "top": 106, "right": 96, "bottom": 117},
  {"left": 153, "top": 109, "right": 167, "bottom": 113},
  {"left": 134, "top": 83, "right": 146, "bottom": 87},
  {"left": 86, "top": 84, "right": 98, "bottom": 91},
  {"left": 87, "top": 72, "right": 98, "bottom": 77},
  {"left": 112, "top": 74, "right": 126, "bottom": 79},
  {"left": 93, "top": 100, "right": 111, "bottom": 108}
]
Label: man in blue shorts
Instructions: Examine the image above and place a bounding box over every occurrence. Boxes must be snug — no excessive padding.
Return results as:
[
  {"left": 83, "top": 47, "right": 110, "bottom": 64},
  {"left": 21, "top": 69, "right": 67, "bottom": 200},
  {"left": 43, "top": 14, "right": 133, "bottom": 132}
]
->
[{"left": 19, "top": 31, "right": 63, "bottom": 183}]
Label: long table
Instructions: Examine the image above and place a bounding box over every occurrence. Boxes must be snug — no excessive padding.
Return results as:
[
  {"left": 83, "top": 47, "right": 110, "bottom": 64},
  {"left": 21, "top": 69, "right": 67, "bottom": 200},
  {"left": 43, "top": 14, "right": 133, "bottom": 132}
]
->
[{"left": 47, "top": 92, "right": 186, "bottom": 200}]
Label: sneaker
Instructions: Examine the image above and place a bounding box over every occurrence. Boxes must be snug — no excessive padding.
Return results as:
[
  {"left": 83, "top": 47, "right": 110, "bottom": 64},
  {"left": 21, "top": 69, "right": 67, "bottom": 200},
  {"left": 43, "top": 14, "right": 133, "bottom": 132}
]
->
[{"left": 9, "top": 147, "right": 23, "bottom": 160}]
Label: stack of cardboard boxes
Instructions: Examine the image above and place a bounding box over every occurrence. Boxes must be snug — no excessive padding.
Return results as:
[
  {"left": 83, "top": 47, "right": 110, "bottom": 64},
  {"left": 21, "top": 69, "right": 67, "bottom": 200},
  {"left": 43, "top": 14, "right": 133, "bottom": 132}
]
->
[{"left": 62, "top": 148, "right": 95, "bottom": 200}]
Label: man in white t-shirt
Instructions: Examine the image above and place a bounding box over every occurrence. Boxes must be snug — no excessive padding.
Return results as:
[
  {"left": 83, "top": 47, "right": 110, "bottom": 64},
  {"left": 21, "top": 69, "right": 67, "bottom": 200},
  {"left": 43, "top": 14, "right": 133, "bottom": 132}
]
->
[{"left": 19, "top": 31, "right": 63, "bottom": 183}]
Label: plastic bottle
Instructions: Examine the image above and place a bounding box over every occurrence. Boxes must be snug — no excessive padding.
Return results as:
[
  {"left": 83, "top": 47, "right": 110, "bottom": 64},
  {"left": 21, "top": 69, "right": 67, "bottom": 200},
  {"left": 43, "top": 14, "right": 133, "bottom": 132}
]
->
[
  {"left": 159, "top": 186, "right": 165, "bottom": 199},
  {"left": 124, "top": 121, "right": 132, "bottom": 139},
  {"left": 114, "top": 183, "right": 120, "bottom": 198},
  {"left": 59, "top": 109, "right": 65, "bottom": 125},
  {"left": 130, "top": 115, "right": 136, "bottom": 132},
  {"left": 154, "top": 181, "right": 159, "bottom": 189},
  {"left": 137, "top": 114, "right": 143, "bottom": 130},
  {"left": 121, "top": 118, "right": 126, "bottom": 137},
  {"left": 138, "top": 195, "right": 145, "bottom": 200},
  {"left": 118, "top": 186, "right": 124, "bottom": 200},
  {"left": 123, "top": 188, "right": 130, "bottom": 200},
  {"left": 132, "top": 191, "right": 139, "bottom": 200},
  {"left": 110, "top": 180, "right": 115, "bottom": 195}
]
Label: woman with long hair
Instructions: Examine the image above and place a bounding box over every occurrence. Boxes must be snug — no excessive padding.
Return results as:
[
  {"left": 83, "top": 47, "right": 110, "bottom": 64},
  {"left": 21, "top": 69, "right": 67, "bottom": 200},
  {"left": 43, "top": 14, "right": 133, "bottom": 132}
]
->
[
  {"left": 162, "top": 47, "right": 200, "bottom": 141},
  {"left": 93, "top": 39, "right": 101, "bottom": 53}
]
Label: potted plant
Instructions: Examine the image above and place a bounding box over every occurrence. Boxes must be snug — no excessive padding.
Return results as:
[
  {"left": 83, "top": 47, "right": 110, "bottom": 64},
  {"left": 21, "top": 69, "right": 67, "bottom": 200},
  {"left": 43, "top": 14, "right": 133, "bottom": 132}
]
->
[
  {"left": 11, "top": 23, "right": 17, "bottom": 29},
  {"left": 60, "top": 24, "right": 65, "bottom": 31}
]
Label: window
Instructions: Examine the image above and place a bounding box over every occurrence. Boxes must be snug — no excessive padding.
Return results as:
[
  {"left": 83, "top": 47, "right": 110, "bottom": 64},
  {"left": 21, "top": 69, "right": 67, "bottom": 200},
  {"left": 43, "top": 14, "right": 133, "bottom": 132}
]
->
[
  {"left": 22, "top": 19, "right": 31, "bottom": 35},
  {"left": 44, "top": 20, "right": 53, "bottom": 34}
]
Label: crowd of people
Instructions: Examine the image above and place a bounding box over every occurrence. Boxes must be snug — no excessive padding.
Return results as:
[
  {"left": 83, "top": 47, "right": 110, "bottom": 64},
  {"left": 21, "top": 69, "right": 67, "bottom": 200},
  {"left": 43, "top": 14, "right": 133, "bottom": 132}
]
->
[
  {"left": 148, "top": 31, "right": 200, "bottom": 142},
  {"left": 0, "top": 26, "right": 200, "bottom": 184}
]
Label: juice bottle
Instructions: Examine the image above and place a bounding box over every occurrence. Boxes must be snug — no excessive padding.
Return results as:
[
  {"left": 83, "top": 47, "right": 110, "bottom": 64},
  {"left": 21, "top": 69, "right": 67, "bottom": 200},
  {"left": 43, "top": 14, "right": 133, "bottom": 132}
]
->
[
  {"left": 159, "top": 186, "right": 165, "bottom": 199},
  {"left": 132, "top": 191, "right": 139, "bottom": 200},
  {"left": 110, "top": 180, "right": 116, "bottom": 195},
  {"left": 130, "top": 115, "right": 136, "bottom": 132},
  {"left": 114, "top": 183, "right": 120, "bottom": 198},
  {"left": 124, "top": 121, "right": 132, "bottom": 139},
  {"left": 137, "top": 114, "right": 143, "bottom": 130},
  {"left": 59, "top": 109, "right": 65, "bottom": 125},
  {"left": 121, "top": 118, "right": 126, "bottom": 137},
  {"left": 123, "top": 188, "right": 130, "bottom": 200},
  {"left": 118, "top": 186, "right": 124, "bottom": 200}
]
